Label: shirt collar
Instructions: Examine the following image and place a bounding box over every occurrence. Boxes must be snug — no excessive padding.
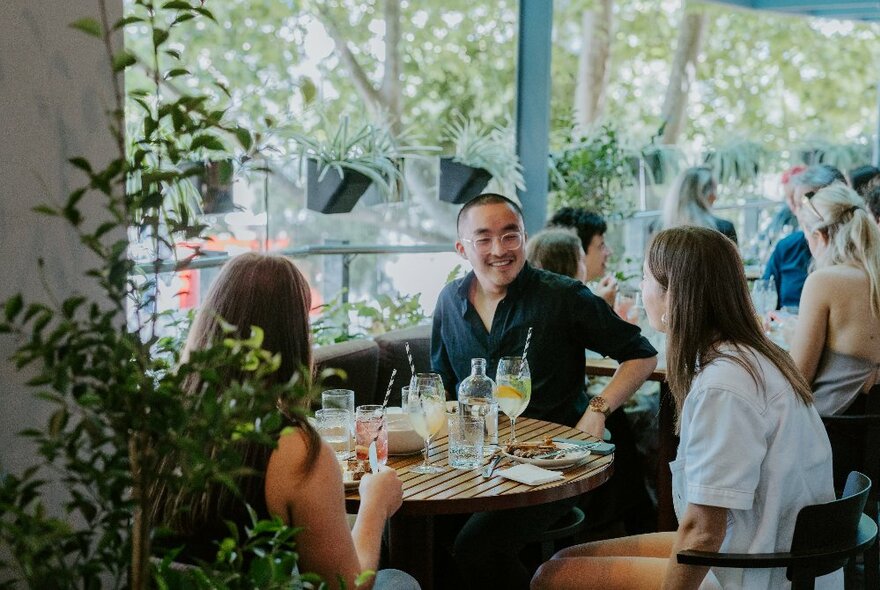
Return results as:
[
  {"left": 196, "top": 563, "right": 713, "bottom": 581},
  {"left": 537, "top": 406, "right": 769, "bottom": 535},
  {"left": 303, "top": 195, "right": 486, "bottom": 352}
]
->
[{"left": 454, "top": 262, "right": 534, "bottom": 314}]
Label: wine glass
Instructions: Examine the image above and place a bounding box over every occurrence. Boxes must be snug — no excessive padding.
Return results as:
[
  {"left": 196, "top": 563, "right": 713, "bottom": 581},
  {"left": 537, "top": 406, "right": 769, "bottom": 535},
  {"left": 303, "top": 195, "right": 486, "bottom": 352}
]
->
[
  {"left": 403, "top": 384, "right": 446, "bottom": 474},
  {"left": 410, "top": 372, "right": 445, "bottom": 399},
  {"left": 495, "top": 356, "right": 531, "bottom": 443}
]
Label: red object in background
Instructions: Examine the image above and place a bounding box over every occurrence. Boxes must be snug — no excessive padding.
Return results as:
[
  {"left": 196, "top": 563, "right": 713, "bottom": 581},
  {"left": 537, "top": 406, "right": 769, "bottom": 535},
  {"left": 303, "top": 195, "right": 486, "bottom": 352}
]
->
[{"left": 177, "top": 269, "right": 198, "bottom": 309}]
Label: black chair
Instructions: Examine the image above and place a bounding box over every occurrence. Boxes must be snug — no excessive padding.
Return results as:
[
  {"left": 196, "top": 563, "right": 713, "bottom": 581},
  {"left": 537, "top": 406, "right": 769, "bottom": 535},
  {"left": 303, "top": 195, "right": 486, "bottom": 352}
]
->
[
  {"left": 822, "top": 386, "right": 880, "bottom": 589},
  {"left": 677, "top": 471, "right": 878, "bottom": 590}
]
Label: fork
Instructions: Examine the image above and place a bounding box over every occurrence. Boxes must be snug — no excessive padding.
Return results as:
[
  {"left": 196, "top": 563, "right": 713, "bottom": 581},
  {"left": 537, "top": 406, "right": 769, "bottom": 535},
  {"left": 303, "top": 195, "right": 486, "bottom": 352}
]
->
[{"left": 482, "top": 451, "right": 505, "bottom": 478}]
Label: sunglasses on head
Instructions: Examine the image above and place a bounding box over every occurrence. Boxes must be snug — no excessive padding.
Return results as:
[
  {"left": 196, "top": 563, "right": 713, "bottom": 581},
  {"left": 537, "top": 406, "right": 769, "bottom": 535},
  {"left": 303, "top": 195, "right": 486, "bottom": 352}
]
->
[{"left": 802, "top": 190, "right": 825, "bottom": 222}]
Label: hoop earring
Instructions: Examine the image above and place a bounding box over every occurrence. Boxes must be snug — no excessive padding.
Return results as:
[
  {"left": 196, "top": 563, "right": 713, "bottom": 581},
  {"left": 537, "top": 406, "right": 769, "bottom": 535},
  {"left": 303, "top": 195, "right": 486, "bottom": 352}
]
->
[{"left": 661, "top": 312, "right": 668, "bottom": 326}]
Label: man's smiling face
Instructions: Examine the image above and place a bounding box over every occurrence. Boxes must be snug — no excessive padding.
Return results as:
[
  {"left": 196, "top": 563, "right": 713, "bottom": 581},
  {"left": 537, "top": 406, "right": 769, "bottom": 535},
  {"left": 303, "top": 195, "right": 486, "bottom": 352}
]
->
[{"left": 455, "top": 202, "right": 526, "bottom": 296}]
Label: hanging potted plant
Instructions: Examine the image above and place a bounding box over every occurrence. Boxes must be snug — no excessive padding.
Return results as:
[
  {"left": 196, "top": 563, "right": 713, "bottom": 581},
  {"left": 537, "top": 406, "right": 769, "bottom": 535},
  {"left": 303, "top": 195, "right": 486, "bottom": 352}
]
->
[
  {"left": 702, "top": 137, "right": 774, "bottom": 187},
  {"left": 795, "top": 136, "right": 873, "bottom": 171},
  {"left": 628, "top": 121, "right": 686, "bottom": 185},
  {"left": 292, "top": 118, "right": 438, "bottom": 214},
  {"left": 439, "top": 114, "right": 525, "bottom": 204}
]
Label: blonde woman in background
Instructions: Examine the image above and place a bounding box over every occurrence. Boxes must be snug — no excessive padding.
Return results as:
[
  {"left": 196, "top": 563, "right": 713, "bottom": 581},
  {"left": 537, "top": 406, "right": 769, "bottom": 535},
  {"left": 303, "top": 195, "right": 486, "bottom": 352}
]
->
[
  {"left": 791, "top": 183, "right": 880, "bottom": 418},
  {"left": 657, "top": 166, "right": 737, "bottom": 244}
]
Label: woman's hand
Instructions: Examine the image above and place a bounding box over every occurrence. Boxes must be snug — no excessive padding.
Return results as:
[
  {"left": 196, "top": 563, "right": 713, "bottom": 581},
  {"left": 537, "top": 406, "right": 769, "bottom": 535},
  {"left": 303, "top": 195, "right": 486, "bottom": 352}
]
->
[{"left": 359, "top": 467, "right": 403, "bottom": 520}]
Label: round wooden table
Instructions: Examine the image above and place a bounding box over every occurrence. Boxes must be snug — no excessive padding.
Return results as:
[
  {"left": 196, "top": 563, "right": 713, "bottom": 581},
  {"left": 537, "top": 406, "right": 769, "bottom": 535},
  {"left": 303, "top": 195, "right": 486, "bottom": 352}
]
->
[{"left": 345, "top": 417, "right": 614, "bottom": 589}]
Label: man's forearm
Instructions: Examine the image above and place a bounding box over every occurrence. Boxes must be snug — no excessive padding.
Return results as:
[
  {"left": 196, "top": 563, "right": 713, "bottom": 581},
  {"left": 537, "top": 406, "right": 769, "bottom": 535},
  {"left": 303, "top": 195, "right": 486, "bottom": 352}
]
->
[{"left": 598, "top": 356, "right": 658, "bottom": 411}]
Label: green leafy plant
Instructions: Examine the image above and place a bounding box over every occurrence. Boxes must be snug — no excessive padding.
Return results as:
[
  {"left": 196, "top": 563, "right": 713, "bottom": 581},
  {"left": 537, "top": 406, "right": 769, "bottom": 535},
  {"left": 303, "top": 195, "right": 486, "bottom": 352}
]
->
[
  {"left": 703, "top": 137, "right": 775, "bottom": 188},
  {"left": 549, "top": 122, "right": 635, "bottom": 219},
  {"left": 442, "top": 113, "right": 525, "bottom": 192},
  {"left": 311, "top": 291, "right": 427, "bottom": 346},
  {"left": 795, "top": 136, "right": 873, "bottom": 172},
  {"left": 0, "top": 2, "right": 326, "bottom": 589},
  {"left": 290, "top": 117, "right": 437, "bottom": 203}
]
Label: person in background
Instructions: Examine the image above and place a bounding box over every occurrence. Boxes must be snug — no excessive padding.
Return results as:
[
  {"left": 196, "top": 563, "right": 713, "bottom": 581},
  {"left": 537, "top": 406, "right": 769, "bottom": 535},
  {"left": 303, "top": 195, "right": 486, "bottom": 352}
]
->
[
  {"left": 867, "top": 184, "right": 880, "bottom": 225},
  {"left": 847, "top": 164, "right": 880, "bottom": 197},
  {"left": 432, "top": 194, "right": 657, "bottom": 590},
  {"left": 526, "top": 226, "right": 657, "bottom": 535},
  {"left": 766, "top": 164, "right": 806, "bottom": 237},
  {"left": 655, "top": 166, "right": 737, "bottom": 244},
  {"left": 762, "top": 164, "right": 846, "bottom": 309},
  {"left": 526, "top": 227, "right": 587, "bottom": 283},
  {"left": 149, "top": 253, "right": 415, "bottom": 590},
  {"left": 790, "top": 183, "right": 880, "bottom": 415},
  {"left": 547, "top": 207, "right": 618, "bottom": 307},
  {"left": 532, "top": 227, "right": 837, "bottom": 590}
]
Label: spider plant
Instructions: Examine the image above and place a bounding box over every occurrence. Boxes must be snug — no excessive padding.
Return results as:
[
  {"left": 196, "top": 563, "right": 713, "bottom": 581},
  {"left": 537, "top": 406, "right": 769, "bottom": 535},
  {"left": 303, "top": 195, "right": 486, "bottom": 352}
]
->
[{"left": 443, "top": 113, "right": 525, "bottom": 192}]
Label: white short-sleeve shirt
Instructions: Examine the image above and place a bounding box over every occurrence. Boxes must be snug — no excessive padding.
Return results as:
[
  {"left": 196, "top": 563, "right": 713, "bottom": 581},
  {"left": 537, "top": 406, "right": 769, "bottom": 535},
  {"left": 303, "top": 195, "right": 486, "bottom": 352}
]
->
[{"left": 670, "top": 345, "right": 840, "bottom": 590}]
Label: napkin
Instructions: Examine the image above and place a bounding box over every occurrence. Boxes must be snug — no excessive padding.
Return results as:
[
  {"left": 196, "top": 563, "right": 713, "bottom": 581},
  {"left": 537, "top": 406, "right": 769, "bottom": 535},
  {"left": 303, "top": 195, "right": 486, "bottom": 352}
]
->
[{"left": 497, "top": 463, "right": 565, "bottom": 486}]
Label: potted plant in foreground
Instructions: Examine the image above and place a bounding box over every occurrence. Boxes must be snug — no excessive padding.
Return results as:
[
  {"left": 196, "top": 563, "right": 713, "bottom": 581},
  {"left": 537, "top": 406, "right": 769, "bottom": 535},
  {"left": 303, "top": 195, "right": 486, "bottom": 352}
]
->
[
  {"left": 0, "top": 2, "right": 328, "bottom": 588},
  {"left": 439, "top": 113, "right": 525, "bottom": 204}
]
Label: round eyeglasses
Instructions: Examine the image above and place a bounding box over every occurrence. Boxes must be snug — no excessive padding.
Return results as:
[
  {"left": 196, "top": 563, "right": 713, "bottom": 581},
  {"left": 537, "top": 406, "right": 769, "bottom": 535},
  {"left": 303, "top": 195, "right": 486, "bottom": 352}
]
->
[{"left": 461, "top": 231, "right": 523, "bottom": 254}]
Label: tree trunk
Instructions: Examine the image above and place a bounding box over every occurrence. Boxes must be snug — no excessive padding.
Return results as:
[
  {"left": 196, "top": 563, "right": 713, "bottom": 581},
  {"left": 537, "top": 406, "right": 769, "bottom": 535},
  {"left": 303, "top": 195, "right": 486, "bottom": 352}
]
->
[
  {"left": 660, "top": 5, "right": 708, "bottom": 145},
  {"left": 573, "top": 1, "right": 613, "bottom": 130},
  {"left": 315, "top": 0, "right": 403, "bottom": 132}
]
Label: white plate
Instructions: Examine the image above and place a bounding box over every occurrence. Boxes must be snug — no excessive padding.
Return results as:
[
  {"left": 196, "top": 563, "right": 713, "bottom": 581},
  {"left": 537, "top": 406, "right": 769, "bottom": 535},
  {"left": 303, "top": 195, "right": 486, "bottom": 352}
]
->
[
  {"left": 502, "top": 443, "right": 590, "bottom": 469},
  {"left": 344, "top": 478, "right": 360, "bottom": 491}
]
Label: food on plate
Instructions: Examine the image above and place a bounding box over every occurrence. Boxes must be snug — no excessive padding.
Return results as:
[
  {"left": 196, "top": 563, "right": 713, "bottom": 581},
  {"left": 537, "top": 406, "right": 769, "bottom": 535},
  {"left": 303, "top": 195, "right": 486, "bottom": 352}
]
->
[
  {"left": 343, "top": 458, "right": 368, "bottom": 482},
  {"left": 504, "top": 437, "right": 557, "bottom": 458}
]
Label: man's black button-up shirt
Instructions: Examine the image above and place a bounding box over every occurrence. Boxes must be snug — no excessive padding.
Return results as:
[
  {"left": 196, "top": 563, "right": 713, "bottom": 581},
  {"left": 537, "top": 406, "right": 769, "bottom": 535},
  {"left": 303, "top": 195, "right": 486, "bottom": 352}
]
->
[{"left": 431, "top": 263, "right": 657, "bottom": 427}]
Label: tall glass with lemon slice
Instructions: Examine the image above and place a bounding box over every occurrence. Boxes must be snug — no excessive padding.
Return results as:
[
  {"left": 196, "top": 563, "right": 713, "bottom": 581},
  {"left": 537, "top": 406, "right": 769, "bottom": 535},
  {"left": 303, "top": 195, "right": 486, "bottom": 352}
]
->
[{"left": 495, "top": 356, "right": 531, "bottom": 443}]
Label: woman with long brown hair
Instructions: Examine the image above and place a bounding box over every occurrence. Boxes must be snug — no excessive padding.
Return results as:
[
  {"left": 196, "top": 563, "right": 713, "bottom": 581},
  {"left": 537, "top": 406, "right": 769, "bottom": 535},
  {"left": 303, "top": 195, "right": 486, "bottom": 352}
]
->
[
  {"left": 532, "top": 227, "right": 836, "bottom": 590},
  {"left": 150, "top": 253, "right": 412, "bottom": 589}
]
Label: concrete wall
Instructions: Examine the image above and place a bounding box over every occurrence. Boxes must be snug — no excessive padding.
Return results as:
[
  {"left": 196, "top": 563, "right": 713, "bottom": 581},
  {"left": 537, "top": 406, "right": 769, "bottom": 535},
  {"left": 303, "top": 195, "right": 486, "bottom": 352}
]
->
[{"left": 0, "top": 0, "right": 121, "bottom": 503}]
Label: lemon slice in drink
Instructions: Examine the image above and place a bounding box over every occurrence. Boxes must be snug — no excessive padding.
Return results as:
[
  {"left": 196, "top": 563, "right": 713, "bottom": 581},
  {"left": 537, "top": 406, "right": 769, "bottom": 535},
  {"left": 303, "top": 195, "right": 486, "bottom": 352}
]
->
[{"left": 496, "top": 385, "right": 524, "bottom": 401}]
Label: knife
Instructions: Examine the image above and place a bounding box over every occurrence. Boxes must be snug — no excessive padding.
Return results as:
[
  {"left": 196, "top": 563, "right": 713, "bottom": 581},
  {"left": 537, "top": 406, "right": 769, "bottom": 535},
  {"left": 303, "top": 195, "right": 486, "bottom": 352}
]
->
[
  {"left": 368, "top": 440, "right": 380, "bottom": 473},
  {"left": 552, "top": 438, "right": 615, "bottom": 455}
]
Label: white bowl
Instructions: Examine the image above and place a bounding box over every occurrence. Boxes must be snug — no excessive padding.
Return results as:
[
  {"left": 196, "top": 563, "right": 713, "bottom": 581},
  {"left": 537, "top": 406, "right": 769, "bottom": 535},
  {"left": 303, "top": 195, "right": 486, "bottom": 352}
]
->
[{"left": 386, "top": 410, "right": 424, "bottom": 455}]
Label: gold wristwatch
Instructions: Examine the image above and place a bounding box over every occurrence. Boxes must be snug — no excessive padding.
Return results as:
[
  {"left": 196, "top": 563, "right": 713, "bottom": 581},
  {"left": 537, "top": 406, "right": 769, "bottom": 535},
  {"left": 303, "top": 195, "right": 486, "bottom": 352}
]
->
[{"left": 588, "top": 395, "right": 611, "bottom": 417}]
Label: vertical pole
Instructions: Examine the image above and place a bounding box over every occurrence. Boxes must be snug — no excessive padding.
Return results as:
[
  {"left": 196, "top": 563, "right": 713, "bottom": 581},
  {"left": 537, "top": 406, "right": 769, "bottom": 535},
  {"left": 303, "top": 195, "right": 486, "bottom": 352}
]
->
[
  {"left": 515, "top": 0, "right": 554, "bottom": 235},
  {"left": 874, "top": 81, "right": 880, "bottom": 167}
]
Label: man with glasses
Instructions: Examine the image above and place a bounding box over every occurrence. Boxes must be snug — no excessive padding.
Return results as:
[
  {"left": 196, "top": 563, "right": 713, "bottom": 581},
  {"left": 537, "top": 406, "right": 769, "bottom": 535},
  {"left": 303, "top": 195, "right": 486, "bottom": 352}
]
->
[
  {"left": 431, "top": 193, "right": 657, "bottom": 589},
  {"left": 763, "top": 165, "right": 846, "bottom": 309}
]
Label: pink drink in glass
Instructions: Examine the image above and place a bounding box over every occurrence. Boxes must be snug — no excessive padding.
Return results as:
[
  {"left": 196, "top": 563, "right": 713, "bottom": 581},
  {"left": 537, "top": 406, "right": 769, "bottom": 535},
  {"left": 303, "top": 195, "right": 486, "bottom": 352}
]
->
[{"left": 355, "top": 405, "right": 388, "bottom": 466}]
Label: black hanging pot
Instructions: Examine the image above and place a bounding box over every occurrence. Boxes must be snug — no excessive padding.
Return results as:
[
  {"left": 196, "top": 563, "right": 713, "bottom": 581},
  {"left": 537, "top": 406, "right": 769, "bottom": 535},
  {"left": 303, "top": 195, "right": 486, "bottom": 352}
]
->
[
  {"left": 306, "top": 158, "right": 373, "bottom": 214},
  {"left": 439, "top": 158, "right": 492, "bottom": 204},
  {"left": 198, "top": 159, "right": 235, "bottom": 214}
]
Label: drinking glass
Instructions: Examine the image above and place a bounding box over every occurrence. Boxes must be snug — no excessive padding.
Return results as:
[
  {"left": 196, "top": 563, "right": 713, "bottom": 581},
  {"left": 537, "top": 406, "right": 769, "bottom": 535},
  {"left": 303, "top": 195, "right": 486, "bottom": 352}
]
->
[
  {"left": 495, "top": 356, "right": 531, "bottom": 443},
  {"left": 410, "top": 372, "right": 445, "bottom": 399},
  {"left": 315, "top": 408, "right": 351, "bottom": 460},
  {"left": 448, "top": 414, "right": 484, "bottom": 470},
  {"left": 355, "top": 405, "right": 388, "bottom": 467},
  {"left": 403, "top": 384, "right": 446, "bottom": 474},
  {"left": 322, "top": 388, "right": 355, "bottom": 441}
]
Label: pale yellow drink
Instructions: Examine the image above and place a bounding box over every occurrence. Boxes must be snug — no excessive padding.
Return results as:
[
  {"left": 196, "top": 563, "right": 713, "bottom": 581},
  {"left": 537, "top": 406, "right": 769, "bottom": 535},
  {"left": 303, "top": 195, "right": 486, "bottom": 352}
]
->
[
  {"left": 408, "top": 396, "right": 446, "bottom": 439},
  {"left": 495, "top": 378, "right": 531, "bottom": 419}
]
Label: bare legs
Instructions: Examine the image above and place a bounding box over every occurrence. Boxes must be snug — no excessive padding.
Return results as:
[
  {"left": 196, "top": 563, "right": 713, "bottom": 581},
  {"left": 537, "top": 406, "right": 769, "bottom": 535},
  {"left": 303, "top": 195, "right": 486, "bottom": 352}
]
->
[{"left": 531, "top": 532, "right": 676, "bottom": 590}]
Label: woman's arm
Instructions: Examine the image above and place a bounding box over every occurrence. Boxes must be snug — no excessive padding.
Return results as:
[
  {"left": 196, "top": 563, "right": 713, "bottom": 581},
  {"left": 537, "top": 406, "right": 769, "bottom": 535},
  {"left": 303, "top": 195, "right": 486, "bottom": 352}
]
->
[
  {"left": 790, "top": 272, "right": 831, "bottom": 383},
  {"left": 265, "top": 431, "right": 402, "bottom": 589},
  {"left": 662, "top": 503, "right": 727, "bottom": 590}
]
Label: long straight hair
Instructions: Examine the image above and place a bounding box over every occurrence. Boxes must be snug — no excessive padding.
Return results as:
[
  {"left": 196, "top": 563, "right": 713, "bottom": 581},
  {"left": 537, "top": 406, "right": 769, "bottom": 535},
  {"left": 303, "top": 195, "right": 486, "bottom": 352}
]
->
[
  {"left": 802, "top": 183, "right": 880, "bottom": 317},
  {"left": 661, "top": 166, "right": 717, "bottom": 231},
  {"left": 151, "top": 253, "right": 319, "bottom": 534},
  {"left": 647, "top": 227, "right": 813, "bottom": 427}
]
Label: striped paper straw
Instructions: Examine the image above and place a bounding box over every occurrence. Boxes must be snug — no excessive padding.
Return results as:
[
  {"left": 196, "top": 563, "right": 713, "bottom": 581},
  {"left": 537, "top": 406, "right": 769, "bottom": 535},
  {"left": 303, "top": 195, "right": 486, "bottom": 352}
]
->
[
  {"left": 381, "top": 368, "right": 397, "bottom": 409},
  {"left": 521, "top": 327, "right": 533, "bottom": 366},
  {"left": 405, "top": 342, "right": 415, "bottom": 380}
]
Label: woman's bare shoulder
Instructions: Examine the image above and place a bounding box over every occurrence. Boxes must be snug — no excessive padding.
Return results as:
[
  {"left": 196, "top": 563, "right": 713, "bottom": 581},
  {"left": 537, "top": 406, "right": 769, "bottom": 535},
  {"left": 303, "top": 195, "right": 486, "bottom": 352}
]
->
[
  {"left": 265, "top": 429, "right": 340, "bottom": 517},
  {"left": 806, "top": 265, "right": 868, "bottom": 292}
]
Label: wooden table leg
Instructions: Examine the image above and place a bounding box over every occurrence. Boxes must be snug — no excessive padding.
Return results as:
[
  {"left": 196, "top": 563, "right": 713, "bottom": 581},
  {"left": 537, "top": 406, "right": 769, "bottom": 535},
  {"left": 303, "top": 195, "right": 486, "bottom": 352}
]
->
[
  {"left": 389, "top": 514, "right": 434, "bottom": 590},
  {"left": 656, "top": 383, "right": 679, "bottom": 532}
]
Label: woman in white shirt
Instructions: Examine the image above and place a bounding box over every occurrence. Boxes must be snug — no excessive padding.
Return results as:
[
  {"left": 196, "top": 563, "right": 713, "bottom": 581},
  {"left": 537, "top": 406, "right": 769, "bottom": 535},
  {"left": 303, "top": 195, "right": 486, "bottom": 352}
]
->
[{"left": 532, "top": 226, "right": 837, "bottom": 590}]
